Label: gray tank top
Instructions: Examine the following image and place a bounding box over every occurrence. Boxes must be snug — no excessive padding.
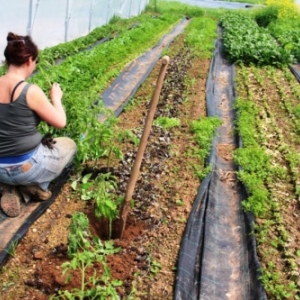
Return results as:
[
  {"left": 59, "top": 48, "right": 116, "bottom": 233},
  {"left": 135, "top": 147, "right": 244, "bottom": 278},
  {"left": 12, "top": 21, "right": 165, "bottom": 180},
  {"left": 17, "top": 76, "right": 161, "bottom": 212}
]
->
[{"left": 0, "top": 83, "right": 42, "bottom": 156}]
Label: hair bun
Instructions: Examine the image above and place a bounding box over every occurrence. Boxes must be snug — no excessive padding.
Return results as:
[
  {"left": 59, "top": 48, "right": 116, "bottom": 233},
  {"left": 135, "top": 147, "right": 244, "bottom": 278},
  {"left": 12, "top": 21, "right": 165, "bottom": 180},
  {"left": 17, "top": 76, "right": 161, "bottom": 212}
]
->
[
  {"left": 7, "top": 32, "right": 22, "bottom": 42},
  {"left": 4, "top": 31, "right": 38, "bottom": 66}
]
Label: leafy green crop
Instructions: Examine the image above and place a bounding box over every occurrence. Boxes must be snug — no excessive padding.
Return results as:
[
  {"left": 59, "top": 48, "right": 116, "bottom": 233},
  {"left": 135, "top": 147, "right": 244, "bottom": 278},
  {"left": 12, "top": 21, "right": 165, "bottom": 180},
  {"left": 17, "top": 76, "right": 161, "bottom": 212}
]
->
[
  {"left": 67, "top": 212, "right": 91, "bottom": 257},
  {"left": 154, "top": 116, "right": 180, "bottom": 129},
  {"left": 191, "top": 116, "right": 222, "bottom": 160},
  {"left": 220, "top": 12, "right": 293, "bottom": 66},
  {"left": 93, "top": 173, "right": 123, "bottom": 239},
  {"left": 56, "top": 239, "right": 121, "bottom": 300},
  {"left": 267, "top": 18, "right": 300, "bottom": 62},
  {"left": 184, "top": 16, "right": 218, "bottom": 58}
]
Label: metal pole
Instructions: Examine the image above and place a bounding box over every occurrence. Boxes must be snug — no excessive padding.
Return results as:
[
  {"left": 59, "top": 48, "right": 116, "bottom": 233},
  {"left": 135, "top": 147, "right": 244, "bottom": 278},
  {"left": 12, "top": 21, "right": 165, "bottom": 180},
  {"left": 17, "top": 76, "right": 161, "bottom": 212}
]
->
[
  {"left": 89, "top": 0, "right": 94, "bottom": 32},
  {"left": 119, "top": 0, "right": 126, "bottom": 19},
  {"left": 28, "top": 0, "right": 40, "bottom": 36},
  {"left": 106, "top": 0, "right": 110, "bottom": 24},
  {"left": 129, "top": 0, "right": 132, "bottom": 17},
  {"left": 138, "top": 0, "right": 143, "bottom": 14},
  {"left": 27, "top": 0, "right": 33, "bottom": 35},
  {"left": 64, "top": 0, "right": 70, "bottom": 42}
]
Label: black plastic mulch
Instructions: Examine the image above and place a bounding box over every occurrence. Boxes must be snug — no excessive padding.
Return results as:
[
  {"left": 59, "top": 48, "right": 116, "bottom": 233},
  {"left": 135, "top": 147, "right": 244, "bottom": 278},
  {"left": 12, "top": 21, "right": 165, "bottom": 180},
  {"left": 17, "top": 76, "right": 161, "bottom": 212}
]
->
[
  {"left": 98, "top": 18, "right": 190, "bottom": 117},
  {"left": 290, "top": 64, "right": 300, "bottom": 82},
  {"left": 173, "top": 28, "right": 267, "bottom": 299}
]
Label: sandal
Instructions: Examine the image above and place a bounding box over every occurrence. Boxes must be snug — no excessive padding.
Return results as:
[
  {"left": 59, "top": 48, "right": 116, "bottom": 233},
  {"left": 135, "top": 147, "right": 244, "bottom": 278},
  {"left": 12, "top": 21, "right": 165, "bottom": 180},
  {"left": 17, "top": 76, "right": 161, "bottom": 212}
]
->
[{"left": 0, "top": 185, "right": 22, "bottom": 218}]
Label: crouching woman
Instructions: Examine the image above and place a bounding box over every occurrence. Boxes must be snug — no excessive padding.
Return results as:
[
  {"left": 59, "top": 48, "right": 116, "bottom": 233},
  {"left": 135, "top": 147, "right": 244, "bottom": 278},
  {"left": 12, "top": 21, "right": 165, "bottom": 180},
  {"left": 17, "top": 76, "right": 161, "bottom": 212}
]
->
[{"left": 0, "top": 32, "right": 76, "bottom": 218}]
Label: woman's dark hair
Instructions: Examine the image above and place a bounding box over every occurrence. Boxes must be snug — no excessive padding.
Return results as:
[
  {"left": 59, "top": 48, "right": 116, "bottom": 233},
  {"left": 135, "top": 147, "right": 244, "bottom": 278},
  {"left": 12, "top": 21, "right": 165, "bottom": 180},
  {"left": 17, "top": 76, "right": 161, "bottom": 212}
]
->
[{"left": 4, "top": 32, "right": 38, "bottom": 66}]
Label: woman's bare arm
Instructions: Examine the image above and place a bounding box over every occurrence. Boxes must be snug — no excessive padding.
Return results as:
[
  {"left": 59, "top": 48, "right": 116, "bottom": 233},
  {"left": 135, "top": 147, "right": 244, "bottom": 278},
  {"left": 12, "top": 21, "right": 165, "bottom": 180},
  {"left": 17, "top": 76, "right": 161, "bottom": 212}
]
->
[{"left": 26, "top": 83, "right": 66, "bottom": 129}]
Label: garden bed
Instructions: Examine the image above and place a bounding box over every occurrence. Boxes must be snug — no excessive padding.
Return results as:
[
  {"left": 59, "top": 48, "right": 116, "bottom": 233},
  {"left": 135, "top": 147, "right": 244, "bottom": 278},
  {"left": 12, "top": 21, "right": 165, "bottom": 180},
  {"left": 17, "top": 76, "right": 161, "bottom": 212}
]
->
[
  {"left": 235, "top": 63, "right": 300, "bottom": 299},
  {"left": 0, "top": 33, "right": 211, "bottom": 299},
  {"left": 1, "top": 2, "right": 300, "bottom": 299}
]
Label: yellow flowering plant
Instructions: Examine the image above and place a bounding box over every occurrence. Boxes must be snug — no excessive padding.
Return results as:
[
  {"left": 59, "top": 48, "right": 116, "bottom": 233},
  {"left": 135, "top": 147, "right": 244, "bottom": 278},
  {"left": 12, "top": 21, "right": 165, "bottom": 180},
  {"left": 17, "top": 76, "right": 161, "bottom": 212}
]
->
[{"left": 266, "top": 0, "right": 300, "bottom": 19}]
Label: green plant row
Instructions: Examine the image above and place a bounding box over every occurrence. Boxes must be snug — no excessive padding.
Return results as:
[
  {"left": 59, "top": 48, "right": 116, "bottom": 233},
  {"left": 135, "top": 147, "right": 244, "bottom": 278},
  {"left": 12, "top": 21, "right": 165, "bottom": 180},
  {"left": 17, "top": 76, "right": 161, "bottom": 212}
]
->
[
  {"left": 191, "top": 116, "right": 222, "bottom": 160},
  {"left": 282, "top": 68, "right": 300, "bottom": 138},
  {"left": 258, "top": 98, "right": 300, "bottom": 299},
  {"left": 40, "top": 14, "right": 158, "bottom": 65},
  {"left": 233, "top": 99, "right": 272, "bottom": 216},
  {"left": 253, "top": 82, "right": 300, "bottom": 299},
  {"left": 30, "top": 13, "right": 181, "bottom": 165},
  {"left": 234, "top": 63, "right": 300, "bottom": 299},
  {"left": 184, "top": 16, "right": 218, "bottom": 58},
  {"left": 251, "top": 1, "right": 300, "bottom": 62},
  {"left": 249, "top": 64, "right": 300, "bottom": 202},
  {"left": 233, "top": 64, "right": 272, "bottom": 216},
  {"left": 0, "top": 14, "right": 154, "bottom": 76},
  {"left": 220, "top": 11, "right": 292, "bottom": 66},
  {"left": 265, "top": 66, "right": 300, "bottom": 199},
  {"left": 272, "top": 28, "right": 300, "bottom": 61}
]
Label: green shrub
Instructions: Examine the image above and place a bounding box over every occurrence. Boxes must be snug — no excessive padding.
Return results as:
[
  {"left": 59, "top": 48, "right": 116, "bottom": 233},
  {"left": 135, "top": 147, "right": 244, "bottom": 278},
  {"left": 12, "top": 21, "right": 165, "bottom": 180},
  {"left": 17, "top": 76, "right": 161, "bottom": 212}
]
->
[{"left": 254, "top": 6, "right": 278, "bottom": 27}]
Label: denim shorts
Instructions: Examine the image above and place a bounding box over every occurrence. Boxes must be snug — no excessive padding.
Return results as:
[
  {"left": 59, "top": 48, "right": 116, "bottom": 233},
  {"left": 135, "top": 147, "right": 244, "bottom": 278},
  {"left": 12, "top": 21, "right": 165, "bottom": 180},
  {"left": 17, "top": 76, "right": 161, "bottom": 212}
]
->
[{"left": 0, "top": 137, "right": 76, "bottom": 190}]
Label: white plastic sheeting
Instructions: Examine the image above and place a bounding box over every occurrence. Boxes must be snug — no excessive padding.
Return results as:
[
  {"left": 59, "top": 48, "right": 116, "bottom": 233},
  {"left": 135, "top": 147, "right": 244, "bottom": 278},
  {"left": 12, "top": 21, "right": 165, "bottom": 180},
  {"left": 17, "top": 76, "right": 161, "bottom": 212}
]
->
[
  {"left": 0, "top": 0, "right": 148, "bottom": 60},
  {"left": 163, "top": 0, "right": 258, "bottom": 9}
]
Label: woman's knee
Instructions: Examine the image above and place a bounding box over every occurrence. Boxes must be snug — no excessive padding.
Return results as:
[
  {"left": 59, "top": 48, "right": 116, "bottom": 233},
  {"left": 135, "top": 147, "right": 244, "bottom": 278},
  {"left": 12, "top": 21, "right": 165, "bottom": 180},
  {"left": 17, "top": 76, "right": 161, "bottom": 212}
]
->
[{"left": 54, "top": 137, "right": 77, "bottom": 153}]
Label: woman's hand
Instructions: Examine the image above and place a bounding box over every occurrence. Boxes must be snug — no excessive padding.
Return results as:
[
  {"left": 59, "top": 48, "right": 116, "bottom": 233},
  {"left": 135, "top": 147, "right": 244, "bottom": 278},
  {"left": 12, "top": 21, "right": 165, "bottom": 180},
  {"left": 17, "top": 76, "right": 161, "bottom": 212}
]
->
[{"left": 50, "top": 83, "right": 63, "bottom": 105}]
